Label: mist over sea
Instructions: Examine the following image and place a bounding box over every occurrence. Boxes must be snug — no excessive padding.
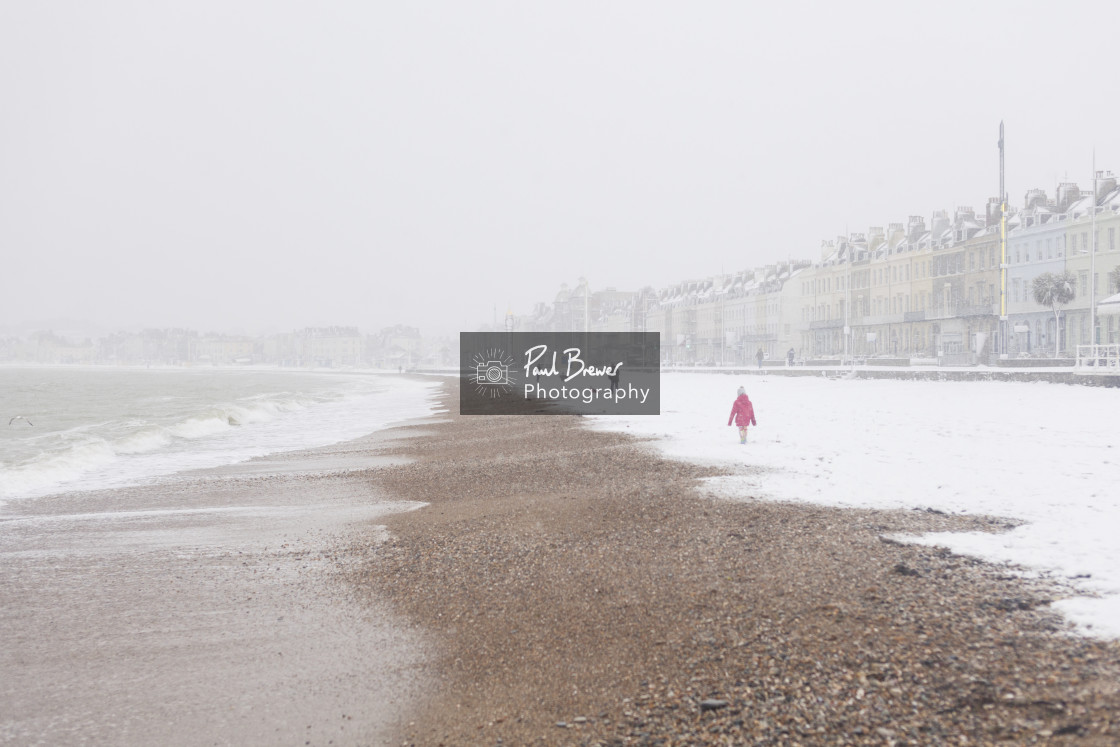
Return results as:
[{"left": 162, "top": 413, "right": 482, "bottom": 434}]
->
[{"left": 0, "top": 366, "right": 435, "bottom": 503}]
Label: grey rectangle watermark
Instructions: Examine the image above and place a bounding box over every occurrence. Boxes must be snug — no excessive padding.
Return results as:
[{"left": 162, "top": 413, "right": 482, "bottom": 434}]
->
[{"left": 460, "top": 332, "right": 660, "bottom": 415}]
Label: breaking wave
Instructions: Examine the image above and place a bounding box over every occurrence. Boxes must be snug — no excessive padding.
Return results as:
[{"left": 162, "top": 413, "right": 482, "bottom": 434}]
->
[{"left": 0, "top": 385, "right": 368, "bottom": 502}]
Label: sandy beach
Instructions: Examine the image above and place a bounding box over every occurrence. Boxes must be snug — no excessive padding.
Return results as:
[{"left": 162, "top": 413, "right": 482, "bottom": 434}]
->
[
  {"left": 352, "top": 379, "right": 1120, "bottom": 746},
  {"left": 5, "top": 376, "right": 1120, "bottom": 746},
  {"left": 0, "top": 424, "right": 433, "bottom": 746}
]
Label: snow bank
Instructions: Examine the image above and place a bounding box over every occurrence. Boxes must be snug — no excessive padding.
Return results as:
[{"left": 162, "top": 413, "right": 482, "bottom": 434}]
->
[{"left": 588, "top": 373, "right": 1120, "bottom": 638}]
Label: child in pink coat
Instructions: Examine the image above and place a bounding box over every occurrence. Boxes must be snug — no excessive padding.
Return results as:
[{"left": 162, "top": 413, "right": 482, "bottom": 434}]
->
[{"left": 727, "top": 386, "right": 757, "bottom": 444}]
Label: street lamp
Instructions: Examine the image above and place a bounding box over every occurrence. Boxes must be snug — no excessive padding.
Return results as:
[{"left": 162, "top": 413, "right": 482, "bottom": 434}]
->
[
  {"left": 999, "top": 121, "right": 1009, "bottom": 359},
  {"left": 1091, "top": 153, "right": 1099, "bottom": 347},
  {"left": 720, "top": 292, "right": 726, "bottom": 366},
  {"left": 1077, "top": 156, "right": 1101, "bottom": 358},
  {"left": 845, "top": 244, "right": 852, "bottom": 364}
]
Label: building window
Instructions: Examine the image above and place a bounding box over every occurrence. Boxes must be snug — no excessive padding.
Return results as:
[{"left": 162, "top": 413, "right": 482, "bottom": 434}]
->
[{"left": 1046, "top": 238, "right": 1052, "bottom": 259}]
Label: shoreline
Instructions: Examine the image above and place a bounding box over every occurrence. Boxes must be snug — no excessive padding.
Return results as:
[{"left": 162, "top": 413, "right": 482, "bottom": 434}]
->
[
  {"left": 0, "top": 368, "right": 440, "bottom": 507},
  {"left": 5, "top": 375, "right": 1119, "bottom": 744},
  {"left": 353, "top": 378, "right": 1120, "bottom": 745},
  {"left": 0, "top": 413, "right": 440, "bottom": 746}
]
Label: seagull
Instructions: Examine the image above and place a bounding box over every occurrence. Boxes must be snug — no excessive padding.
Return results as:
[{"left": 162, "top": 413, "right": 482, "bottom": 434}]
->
[{"left": 8, "top": 416, "right": 33, "bottom": 426}]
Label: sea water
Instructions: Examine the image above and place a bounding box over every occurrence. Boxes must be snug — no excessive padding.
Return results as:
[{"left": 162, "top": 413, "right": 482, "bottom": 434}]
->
[
  {"left": 0, "top": 366, "right": 439, "bottom": 744},
  {"left": 0, "top": 366, "right": 439, "bottom": 504}
]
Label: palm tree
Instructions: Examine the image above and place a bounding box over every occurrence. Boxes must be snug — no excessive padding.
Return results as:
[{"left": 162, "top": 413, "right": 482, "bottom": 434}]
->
[{"left": 1032, "top": 271, "right": 1077, "bottom": 358}]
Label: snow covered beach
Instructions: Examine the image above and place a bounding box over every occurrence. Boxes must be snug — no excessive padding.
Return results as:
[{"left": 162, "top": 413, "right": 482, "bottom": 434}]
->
[
  {"left": 6, "top": 370, "right": 1120, "bottom": 744},
  {"left": 350, "top": 379, "right": 1120, "bottom": 745},
  {"left": 589, "top": 372, "right": 1120, "bottom": 639}
]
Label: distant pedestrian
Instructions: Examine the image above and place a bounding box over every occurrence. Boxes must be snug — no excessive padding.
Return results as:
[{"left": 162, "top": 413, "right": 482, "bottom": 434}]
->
[
  {"left": 756, "top": 348, "right": 764, "bottom": 369},
  {"left": 786, "top": 348, "right": 795, "bottom": 367},
  {"left": 607, "top": 370, "right": 620, "bottom": 392},
  {"left": 727, "top": 386, "right": 757, "bottom": 444}
]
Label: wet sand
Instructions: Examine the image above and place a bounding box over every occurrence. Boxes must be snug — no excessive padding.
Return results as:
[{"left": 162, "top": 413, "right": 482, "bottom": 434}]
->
[
  {"left": 0, "top": 425, "right": 434, "bottom": 746},
  {"left": 351, "top": 380, "right": 1120, "bottom": 746}
]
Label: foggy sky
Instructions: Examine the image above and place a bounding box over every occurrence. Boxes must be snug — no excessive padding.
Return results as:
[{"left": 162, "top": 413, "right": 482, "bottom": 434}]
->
[{"left": 2, "top": 1, "right": 1118, "bottom": 338}]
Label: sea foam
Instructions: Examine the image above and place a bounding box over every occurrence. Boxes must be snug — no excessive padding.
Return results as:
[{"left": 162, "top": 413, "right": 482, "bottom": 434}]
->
[{"left": 0, "top": 370, "right": 439, "bottom": 503}]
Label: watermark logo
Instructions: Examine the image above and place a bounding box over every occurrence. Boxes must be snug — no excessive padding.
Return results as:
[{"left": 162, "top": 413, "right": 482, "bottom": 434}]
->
[
  {"left": 470, "top": 348, "right": 517, "bottom": 398},
  {"left": 460, "top": 332, "right": 660, "bottom": 415}
]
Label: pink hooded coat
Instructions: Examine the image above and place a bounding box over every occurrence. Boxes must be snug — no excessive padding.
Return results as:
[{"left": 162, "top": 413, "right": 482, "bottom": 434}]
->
[{"left": 728, "top": 394, "right": 757, "bottom": 427}]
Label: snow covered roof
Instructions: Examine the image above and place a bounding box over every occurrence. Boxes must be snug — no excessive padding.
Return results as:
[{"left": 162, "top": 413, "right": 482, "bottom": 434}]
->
[
  {"left": 1099, "top": 292, "right": 1120, "bottom": 316},
  {"left": 1102, "top": 188, "right": 1120, "bottom": 210},
  {"left": 1068, "top": 195, "right": 1095, "bottom": 218}
]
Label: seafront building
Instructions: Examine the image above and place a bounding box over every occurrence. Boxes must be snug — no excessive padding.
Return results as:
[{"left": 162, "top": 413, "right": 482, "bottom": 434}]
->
[
  {"left": 517, "top": 171, "right": 1120, "bottom": 364},
  {"left": 4, "top": 170, "right": 1118, "bottom": 369},
  {"left": 1060, "top": 175, "right": 1120, "bottom": 348}
]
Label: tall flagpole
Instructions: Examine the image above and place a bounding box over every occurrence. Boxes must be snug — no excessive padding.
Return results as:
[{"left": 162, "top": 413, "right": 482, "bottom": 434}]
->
[
  {"left": 999, "top": 121, "right": 1008, "bottom": 357},
  {"left": 1091, "top": 150, "right": 1098, "bottom": 347}
]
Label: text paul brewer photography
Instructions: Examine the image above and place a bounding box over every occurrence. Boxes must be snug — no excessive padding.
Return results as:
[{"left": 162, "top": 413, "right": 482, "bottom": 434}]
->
[{"left": 459, "top": 332, "right": 660, "bottom": 415}]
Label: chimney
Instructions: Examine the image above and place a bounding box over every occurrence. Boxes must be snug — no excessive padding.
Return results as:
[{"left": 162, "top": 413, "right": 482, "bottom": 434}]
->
[
  {"left": 985, "top": 197, "right": 1000, "bottom": 227},
  {"left": 1097, "top": 171, "right": 1117, "bottom": 201},
  {"left": 907, "top": 215, "right": 926, "bottom": 243},
  {"left": 866, "top": 226, "right": 883, "bottom": 254},
  {"left": 1054, "top": 183, "right": 1079, "bottom": 212},
  {"left": 930, "top": 210, "right": 950, "bottom": 240},
  {"left": 1023, "top": 188, "right": 1049, "bottom": 210},
  {"left": 887, "top": 223, "right": 906, "bottom": 252}
]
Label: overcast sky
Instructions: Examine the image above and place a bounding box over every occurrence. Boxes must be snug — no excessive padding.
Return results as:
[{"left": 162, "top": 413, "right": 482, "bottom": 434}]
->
[{"left": 2, "top": 1, "right": 1118, "bottom": 337}]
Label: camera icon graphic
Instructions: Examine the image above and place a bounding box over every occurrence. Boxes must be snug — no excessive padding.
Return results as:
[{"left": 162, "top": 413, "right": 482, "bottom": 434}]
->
[{"left": 477, "top": 360, "right": 510, "bottom": 385}]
